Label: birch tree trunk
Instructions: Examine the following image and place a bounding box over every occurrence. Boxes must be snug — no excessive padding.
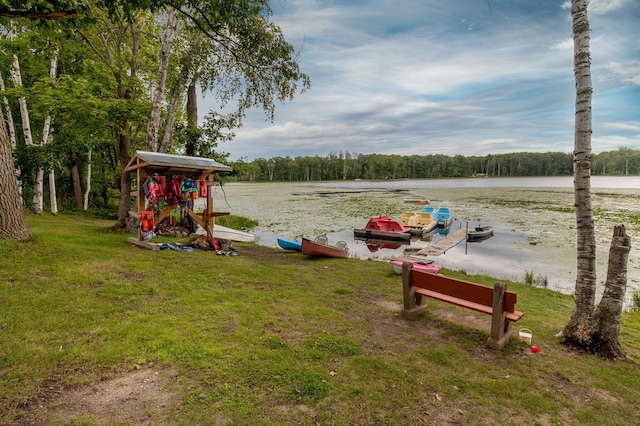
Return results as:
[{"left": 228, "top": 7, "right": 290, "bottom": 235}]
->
[
  {"left": 158, "top": 73, "right": 188, "bottom": 153},
  {"left": 185, "top": 82, "right": 198, "bottom": 156},
  {"left": 9, "top": 54, "right": 33, "bottom": 148},
  {"left": 49, "top": 168, "right": 58, "bottom": 215},
  {"left": 562, "top": 0, "right": 597, "bottom": 337},
  {"left": 561, "top": 225, "right": 630, "bottom": 359},
  {"left": 146, "top": 8, "right": 177, "bottom": 152},
  {"left": 84, "top": 150, "right": 91, "bottom": 211},
  {"left": 30, "top": 54, "right": 58, "bottom": 214},
  {"left": 0, "top": 107, "right": 32, "bottom": 240}
]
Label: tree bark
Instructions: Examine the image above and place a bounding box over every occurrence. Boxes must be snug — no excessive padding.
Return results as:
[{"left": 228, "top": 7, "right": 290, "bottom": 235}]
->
[
  {"left": 41, "top": 52, "right": 58, "bottom": 215},
  {"left": 158, "top": 73, "right": 188, "bottom": 153},
  {"left": 49, "top": 168, "right": 58, "bottom": 215},
  {"left": 185, "top": 82, "right": 198, "bottom": 156},
  {"left": 114, "top": 23, "right": 141, "bottom": 229},
  {"left": 10, "top": 54, "right": 33, "bottom": 148},
  {"left": 83, "top": 150, "right": 92, "bottom": 211},
  {"left": 147, "top": 8, "right": 177, "bottom": 152},
  {"left": 561, "top": 225, "right": 630, "bottom": 359},
  {"left": 70, "top": 151, "right": 83, "bottom": 210},
  {"left": 562, "top": 0, "right": 597, "bottom": 337},
  {"left": 0, "top": 107, "right": 32, "bottom": 240}
]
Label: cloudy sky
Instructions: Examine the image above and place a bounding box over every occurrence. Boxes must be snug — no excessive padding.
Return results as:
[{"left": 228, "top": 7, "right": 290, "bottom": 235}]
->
[{"left": 201, "top": 0, "right": 640, "bottom": 161}]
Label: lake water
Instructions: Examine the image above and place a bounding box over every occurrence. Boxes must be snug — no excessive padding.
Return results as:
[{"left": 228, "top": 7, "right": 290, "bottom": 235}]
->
[{"left": 219, "top": 176, "right": 640, "bottom": 306}]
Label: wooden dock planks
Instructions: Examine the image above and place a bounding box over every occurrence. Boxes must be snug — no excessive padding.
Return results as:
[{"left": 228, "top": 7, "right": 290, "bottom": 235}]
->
[{"left": 414, "top": 227, "right": 468, "bottom": 256}]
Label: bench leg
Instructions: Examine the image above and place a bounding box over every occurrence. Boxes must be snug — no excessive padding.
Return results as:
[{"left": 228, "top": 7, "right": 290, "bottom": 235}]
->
[
  {"left": 487, "top": 281, "right": 513, "bottom": 350},
  {"left": 401, "top": 262, "right": 428, "bottom": 319}
]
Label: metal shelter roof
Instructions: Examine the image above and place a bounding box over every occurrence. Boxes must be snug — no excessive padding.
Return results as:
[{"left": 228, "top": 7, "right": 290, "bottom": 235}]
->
[{"left": 125, "top": 151, "right": 233, "bottom": 175}]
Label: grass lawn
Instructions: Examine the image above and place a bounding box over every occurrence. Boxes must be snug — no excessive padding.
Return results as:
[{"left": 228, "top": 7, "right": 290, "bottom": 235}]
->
[{"left": 1, "top": 214, "right": 639, "bottom": 425}]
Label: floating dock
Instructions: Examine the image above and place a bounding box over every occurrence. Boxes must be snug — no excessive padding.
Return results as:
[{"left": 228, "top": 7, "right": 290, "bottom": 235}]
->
[{"left": 412, "top": 227, "right": 468, "bottom": 257}]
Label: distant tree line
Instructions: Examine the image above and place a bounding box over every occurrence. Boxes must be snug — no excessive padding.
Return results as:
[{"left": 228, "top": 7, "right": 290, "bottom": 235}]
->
[{"left": 229, "top": 147, "right": 640, "bottom": 182}]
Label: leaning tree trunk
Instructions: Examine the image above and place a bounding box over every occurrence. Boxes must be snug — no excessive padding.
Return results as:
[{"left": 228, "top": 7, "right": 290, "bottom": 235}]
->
[
  {"left": 0, "top": 107, "right": 32, "bottom": 240},
  {"left": 158, "top": 73, "right": 187, "bottom": 153},
  {"left": 561, "top": 225, "right": 630, "bottom": 359},
  {"left": 562, "top": 0, "right": 597, "bottom": 337}
]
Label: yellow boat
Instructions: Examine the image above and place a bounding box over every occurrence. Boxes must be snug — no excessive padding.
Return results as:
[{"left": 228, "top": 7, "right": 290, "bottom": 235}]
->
[{"left": 401, "top": 212, "right": 437, "bottom": 233}]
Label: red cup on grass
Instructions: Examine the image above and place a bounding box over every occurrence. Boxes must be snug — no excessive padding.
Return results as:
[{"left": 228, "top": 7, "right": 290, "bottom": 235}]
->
[{"left": 531, "top": 346, "right": 541, "bottom": 353}]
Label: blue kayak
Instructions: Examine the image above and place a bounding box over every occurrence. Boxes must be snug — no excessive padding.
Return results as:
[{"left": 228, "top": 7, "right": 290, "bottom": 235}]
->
[{"left": 277, "top": 237, "right": 302, "bottom": 252}]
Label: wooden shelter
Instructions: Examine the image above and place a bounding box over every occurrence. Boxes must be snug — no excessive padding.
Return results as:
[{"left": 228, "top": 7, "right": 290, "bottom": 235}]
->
[{"left": 125, "top": 151, "right": 232, "bottom": 248}]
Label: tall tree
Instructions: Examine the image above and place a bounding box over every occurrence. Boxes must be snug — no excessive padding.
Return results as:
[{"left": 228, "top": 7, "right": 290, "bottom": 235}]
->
[
  {"left": 0, "top": 104, "right": 31, "bottom": 240},
  {"left": 0, "top": 0, "right": 82, "bottom": 240},
  {"left": 560, "top": 0, "right": 629, "bottom": 359}
]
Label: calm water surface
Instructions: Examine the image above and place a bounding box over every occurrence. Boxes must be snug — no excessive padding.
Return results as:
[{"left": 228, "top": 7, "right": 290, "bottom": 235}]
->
[{"left": 224, "top": 176, "right": 640, "bottom": 305}]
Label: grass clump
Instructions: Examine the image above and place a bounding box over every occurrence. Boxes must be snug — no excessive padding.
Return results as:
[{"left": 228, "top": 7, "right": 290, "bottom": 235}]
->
[{"left": 1, "top": 214, "right": 639, "bottom": 425}]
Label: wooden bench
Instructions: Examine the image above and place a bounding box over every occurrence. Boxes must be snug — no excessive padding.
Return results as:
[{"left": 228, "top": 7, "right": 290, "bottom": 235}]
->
[{"left": 401, "top": 262, "right": 524, "bottom": 350}]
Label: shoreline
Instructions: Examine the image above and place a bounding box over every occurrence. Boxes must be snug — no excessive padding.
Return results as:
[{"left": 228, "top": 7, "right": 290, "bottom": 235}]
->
[{"left": 218, "top": 180, "right": 640, "bottom": 304}]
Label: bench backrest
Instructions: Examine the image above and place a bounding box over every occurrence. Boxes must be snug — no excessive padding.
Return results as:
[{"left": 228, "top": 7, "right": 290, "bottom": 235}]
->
[{"left": 410, "top": 269, "right": 518, "bottom": 313}]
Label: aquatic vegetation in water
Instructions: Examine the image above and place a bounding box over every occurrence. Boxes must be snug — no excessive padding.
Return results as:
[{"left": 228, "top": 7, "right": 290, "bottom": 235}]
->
[{"left": 524, "top": 271, "right": 548, "bottom": 288}]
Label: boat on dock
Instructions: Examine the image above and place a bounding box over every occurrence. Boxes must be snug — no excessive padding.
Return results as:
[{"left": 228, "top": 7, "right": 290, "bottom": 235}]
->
[
  {"left": 354, "top": 215, "right": 412, "bottom": 241},
  {"left": 401, "top": 211, "right": 438, "bottom": 234}
]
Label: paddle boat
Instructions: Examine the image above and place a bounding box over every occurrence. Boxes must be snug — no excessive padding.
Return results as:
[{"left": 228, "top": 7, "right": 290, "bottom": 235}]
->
[
  {"left": 390, "top": 259, "right": 440, "bottom": 275},
  {"left": 430, "top": 207, "right": 453, "bottom": 228},
  {"left": 353, "top": 215, "right": 412, "bottom": 241},
  {"left": 301, "top": 235, "right": 349, "bottom": 258},
  {"left": 277, "top": 237, "right": 302, "bottom": 252},
  {"left": 401, "top": 211, "right": 438, "bottom": 234}
]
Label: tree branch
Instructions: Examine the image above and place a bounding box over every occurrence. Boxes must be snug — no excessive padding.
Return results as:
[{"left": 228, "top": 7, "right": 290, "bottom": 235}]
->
[{"left": 0, "top": 10, "right": 79, "bottom": 20}]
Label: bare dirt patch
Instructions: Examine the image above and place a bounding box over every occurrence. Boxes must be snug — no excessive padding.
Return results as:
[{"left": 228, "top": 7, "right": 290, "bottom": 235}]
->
[{"left": 16, "top": 365, "right": 178, "bottom": 426}]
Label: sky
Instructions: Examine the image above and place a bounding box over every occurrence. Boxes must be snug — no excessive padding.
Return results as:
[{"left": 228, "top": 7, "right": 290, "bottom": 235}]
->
[{"left": 200, "top": 0, "right": 640, "bottom": 161}]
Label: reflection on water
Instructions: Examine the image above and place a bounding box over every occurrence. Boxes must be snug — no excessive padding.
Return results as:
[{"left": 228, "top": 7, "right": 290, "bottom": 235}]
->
[{"left": 231, "top": 177, "right": 640, "bottom": 306}]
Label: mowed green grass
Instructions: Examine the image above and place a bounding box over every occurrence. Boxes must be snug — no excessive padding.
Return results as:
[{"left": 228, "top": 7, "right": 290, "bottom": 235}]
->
[{"left": 1, "top": 214, "right": 639, "bottom": 425}]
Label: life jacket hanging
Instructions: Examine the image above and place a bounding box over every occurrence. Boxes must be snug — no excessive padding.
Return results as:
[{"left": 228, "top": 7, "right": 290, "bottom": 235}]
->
[
  {"left": 140, "top": 211, "right": 155, "bottom": 232},
  {"left": 198, "top": 178, "right": 207, "bottom": 198}
]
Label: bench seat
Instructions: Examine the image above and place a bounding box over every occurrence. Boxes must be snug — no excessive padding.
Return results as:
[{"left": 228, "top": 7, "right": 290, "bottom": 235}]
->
[
  {"left": 414, "top": 288, "right": 524, "bottom": 322},
  {"left": 401, "top": 261, "right": 524, "bottom": 350}
]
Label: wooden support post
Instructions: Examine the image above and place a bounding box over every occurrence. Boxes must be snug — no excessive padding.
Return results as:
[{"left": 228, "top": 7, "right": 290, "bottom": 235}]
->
[
  {"left": 205, "top": 174, "right": 214, "bottom": 240},
  {"left": 401, "top": 262, "right": 428, "bottom": 319},
  {"left": 487, "top": 281, "right": 513, "bottom": 350},
  {"left": 136, "top": 168, "right": 145, "bottom": 240}
]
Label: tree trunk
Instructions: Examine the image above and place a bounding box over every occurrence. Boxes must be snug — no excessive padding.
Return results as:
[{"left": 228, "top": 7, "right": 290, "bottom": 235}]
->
[
  {"left": 10, "top": 54, "right": 33, "bottom": 147},
  {"left": 114, "top": 22, "right": 140, "bottom": 229},
  {"left": 185, "top": 82, "right": 198, "bottom": 156},
  {"left": 158, "top": 73, "right": 187, "bottom": 153},
  {"left": 146, "top": 8, "right": 177, "bottom": 152},
  {"left": 115, "top": 122, "right": 132, "bottom": 229},
  {"left": 83, "top": 150, "right": 91, "bottom": 211},
  {"left": 36, "top": 53, "right": 58, "bottom": 215},
  {"left": 0, "top": 72, "right": 22, "bottom": 199},
  {"left": 561, "top": 225, "right": 630, "bottom": 359},
  {"left": 562, "top": 0, "right": 597, "bottom": 337},
  {"left": 0, "top": 73, "right": 18, "bottom": 149},
  {"left": 70, "top": 151, "right": 83, "bottom": 210},
  {"left": 49, "top": 168, "right": 58, "bottom": 215},
  {"left": 0, "top": 107, "right": 32, "bottom": 240}
]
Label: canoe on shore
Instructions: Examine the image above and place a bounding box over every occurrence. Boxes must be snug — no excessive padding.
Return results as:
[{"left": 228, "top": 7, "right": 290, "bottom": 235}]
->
[
  {"left": 277, "top": 237, "right": 302, "bottom": 251},
  {"left": 301, "top": 236, "right": 349, "bottom": 258}
]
